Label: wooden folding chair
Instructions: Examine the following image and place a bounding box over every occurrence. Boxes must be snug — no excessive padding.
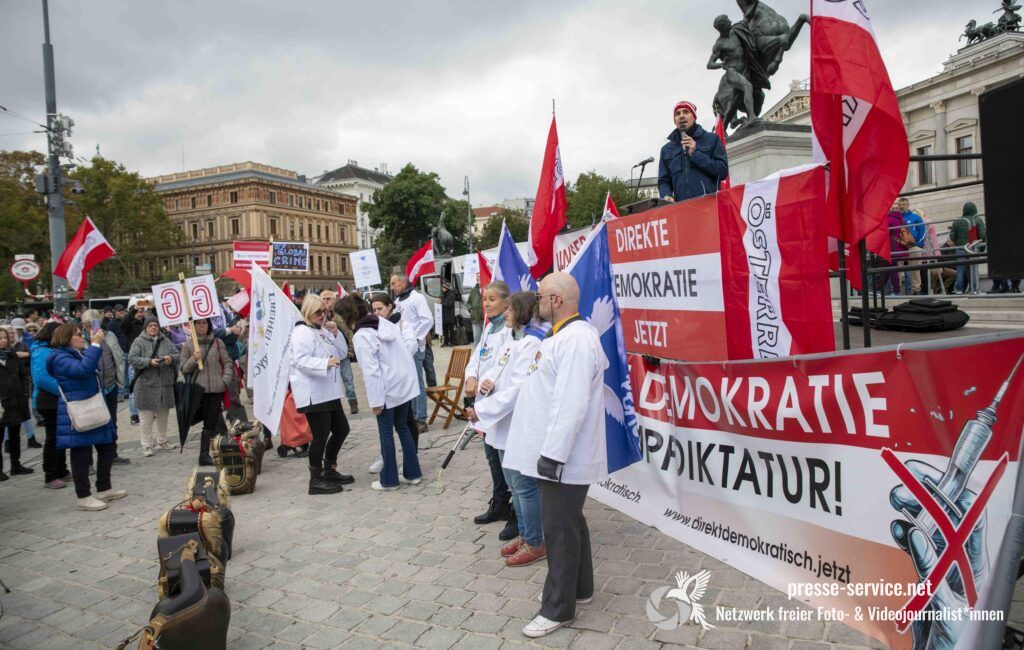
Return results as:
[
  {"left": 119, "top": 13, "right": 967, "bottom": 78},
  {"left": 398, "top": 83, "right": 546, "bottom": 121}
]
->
[{"left": 426, "top": 347, "right": 472, "bottom": 429}]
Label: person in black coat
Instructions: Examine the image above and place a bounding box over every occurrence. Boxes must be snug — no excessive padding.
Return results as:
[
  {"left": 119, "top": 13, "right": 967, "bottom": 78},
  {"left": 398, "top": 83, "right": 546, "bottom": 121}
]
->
[
  {"left": 441, "top": 282, "right": 458, "bottom": 347},
  {"left": 0, "top": 328, "right": 34, "bottom": 479}
]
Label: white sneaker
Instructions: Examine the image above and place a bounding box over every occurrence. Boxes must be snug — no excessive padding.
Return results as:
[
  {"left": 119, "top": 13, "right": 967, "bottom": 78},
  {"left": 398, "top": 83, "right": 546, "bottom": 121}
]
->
[
  {"left": 143, "top": 447, "right": 154, "bottom": 457},
  {"left": 537, "top": 592, "right": 592, "bottom": 604},
  {"left": 400, "top": 476, "right": 422, "bottom": 485},
  {"left": 522, "top": 615, "right": 569, "bottom": 638},
  {"left": 95, "top": 488, "right": 127, "bottom": 502},
  {"left": 77, "top": 496, "right": 108, "bottom": 511},
  {"left": 155, "top": 441, "right": 177, "bottom": 451},
  {"left": 369, "top": 457, "right": 384, "bottom": 474},
  {"left": 370, "top": 480, "right": 398, "bottom": 491}
]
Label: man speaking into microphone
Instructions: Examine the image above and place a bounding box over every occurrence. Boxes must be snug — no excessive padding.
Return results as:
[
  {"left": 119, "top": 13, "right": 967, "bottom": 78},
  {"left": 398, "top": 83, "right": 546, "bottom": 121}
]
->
[{"left": 658, "top": 100, "right": 729, "bottom": 202}]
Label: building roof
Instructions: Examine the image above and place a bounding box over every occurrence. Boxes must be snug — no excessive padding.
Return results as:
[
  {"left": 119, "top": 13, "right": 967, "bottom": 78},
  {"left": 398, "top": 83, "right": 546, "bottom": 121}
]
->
[
  {"left": 472, "top": 206, "right": 503, "bottom": 219},
  {"left": 149, "top": 161, "right": 344, "bottom": 196},
  {"left": 317, "top": 163, "right": 392, "bottom": 186}
]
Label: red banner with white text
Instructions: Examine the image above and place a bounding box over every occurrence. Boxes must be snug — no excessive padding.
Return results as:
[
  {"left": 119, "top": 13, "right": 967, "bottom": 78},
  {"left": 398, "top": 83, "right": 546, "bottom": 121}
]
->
[{"left": 590, "top": 334, "right": 1024, "bottom": 649}]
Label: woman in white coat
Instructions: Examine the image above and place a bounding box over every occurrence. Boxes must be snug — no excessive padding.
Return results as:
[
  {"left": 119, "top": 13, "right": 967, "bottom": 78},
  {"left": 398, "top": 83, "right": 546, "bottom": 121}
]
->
[
  {"left": 289, "top": 294, "right": 352, "bottom": 496},
  {"left": 469, "top": 291, "right": 548, "bottom": 566},
  {"left": 464, "top": 281, "right": 516, "bottom": 532},
  {"left": 340, "top": 294, "right": 422, "bottom": 491}
]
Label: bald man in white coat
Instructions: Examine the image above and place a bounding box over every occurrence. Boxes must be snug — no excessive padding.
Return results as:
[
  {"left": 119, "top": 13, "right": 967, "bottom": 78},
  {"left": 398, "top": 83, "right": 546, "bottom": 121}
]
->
[{"left": 503, "top": 273, "right": 608, "bottom": 638}]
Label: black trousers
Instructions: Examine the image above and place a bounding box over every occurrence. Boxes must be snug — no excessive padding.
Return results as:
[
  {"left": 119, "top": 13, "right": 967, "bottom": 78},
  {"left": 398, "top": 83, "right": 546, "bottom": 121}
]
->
[
  {"left": 1, "top": 423, "right": 21, "bottom": 470},
  {"left": 38, "top": 407, "right": 67, "bottom": 482},
  {"left": 422, "top": 343, "right": 437, "bottom": 387},
  {"left": 303, "top": 406, "right": 350, "bottom": 470},
  {"left": 70, "top": 442, "right": 116, "bottom": 499},
  {"left": 539, "top": 480, "right": 594, "bottom": 623},
  {"left": 484, "top": 441, "right": 509, "bottom": 501},
  {"left": 102, "top": 388, "right": 121, "bottom": 457},
  {"left": 199, "top": 392, "right": 225, "bottom": 433}
]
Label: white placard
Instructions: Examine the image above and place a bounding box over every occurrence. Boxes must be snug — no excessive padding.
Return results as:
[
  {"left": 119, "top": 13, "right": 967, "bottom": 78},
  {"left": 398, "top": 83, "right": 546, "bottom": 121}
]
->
[
  {"left": 462, "top": 254, "right": 480, "bottom": 288},
  {"left": 349, "top": 248, "right": 381, "bottom": 289},
  {"left": 434, "top": 301, "right": 443, "bottom": 336},
  {"left": 152, "top": 281, "right": 189, "bottom": 327},
  {"left": 183, "top": 275, "right": 220, "bottom": 320}
]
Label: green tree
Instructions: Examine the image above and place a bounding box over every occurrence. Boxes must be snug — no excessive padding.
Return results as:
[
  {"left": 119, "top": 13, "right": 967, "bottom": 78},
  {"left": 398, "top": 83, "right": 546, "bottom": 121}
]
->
[
  {"left": 0, "top": 150, "right": 52, "bottom": 303},
  {"left": 66, "top": 156, "right": 180, "bottom": 296},
  {"left": 565, "top": 170, "right": 634, "bottom": 229},
  {"left": 475, "top": 208, "right": 529, "bottom": 250},
  {"left": 364, "top": 163, "right": 470, "bottom": 279}
]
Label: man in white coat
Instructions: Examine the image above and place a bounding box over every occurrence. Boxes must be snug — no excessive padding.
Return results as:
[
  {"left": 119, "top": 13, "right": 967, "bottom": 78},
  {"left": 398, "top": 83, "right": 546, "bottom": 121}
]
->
[
  {"left": 503, "top": 273, "right": 608, "bottom": 638},
  {"left": 390, "top": 273, "right": 434, "bottom": 430}
]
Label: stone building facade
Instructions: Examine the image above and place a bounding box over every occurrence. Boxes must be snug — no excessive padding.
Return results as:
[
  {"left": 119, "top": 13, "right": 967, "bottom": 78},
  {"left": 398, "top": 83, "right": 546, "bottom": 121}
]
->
[
  {"left": 149, "top": 162, "right": 358, "bottom": 292},
  {"left": 314, "top": 162, "right": 392, "bottom": 250}
]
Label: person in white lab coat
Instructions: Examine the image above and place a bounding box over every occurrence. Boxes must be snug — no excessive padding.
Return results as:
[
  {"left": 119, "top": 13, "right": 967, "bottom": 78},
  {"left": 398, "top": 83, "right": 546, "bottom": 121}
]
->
[
  {"left": 464, "top": 281, "right": 516, "bottom": 535},
  {"left": 390, "top": 273, "right": 434, "bottom": 430},
  {"left": 339, "top": 294, "right": 423, "bottom": 491},
  {"left": 289, "top": 294, "right": 352, "bottom": 496},
  {"left": 503, "top": 273, "right": 608, "bottom": 638},
  {"left": 468, "top": 291, "right": 547, "bottom": 567}
]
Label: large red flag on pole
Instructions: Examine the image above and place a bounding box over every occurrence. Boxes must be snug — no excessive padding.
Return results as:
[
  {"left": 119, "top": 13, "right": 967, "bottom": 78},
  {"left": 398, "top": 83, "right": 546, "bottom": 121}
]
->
[
  {"left": 810, "top": 0, "right": 908, "bottom": 251},
  {"left": 405, "top": 240, "right": 435, "bottom": 285},
  {"left": 53, "top": 217, "right": 115, "bottom": 298},
  {"left": 527, "top": 114, "right": 567, "bottom": 278},
  {"left": 713, "top": 114, "right": 731, "bottom": 190}
]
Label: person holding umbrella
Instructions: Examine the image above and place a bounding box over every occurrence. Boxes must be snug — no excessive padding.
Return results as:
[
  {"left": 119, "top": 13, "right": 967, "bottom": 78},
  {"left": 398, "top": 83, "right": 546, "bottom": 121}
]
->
[
  {"left": 289, "top": 294, "right": 352, "bottom": 495},
  {"left": 128, "top": 316, "right": 179, "bottom": 459},
  {"left": 180, "top": 318, "right": 233, "bottom": 467}
]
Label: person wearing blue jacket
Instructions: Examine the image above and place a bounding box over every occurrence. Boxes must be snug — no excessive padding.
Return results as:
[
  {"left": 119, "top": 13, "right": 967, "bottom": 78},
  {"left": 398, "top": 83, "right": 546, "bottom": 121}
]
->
[
  {"left": 658, "top": 100, "right": 729, "bottom": 203},
  {"left": 47, "top": 323, "right": 127, "bottom": 511},
  {"left": 30, "top": 322, "right": 70, "bottom": 488}
]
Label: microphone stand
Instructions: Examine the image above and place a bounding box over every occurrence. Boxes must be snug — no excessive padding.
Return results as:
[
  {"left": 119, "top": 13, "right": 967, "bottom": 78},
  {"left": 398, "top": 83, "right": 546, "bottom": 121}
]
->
[{"left": 633, "top": 160, "right": 651, "bottom": 202}]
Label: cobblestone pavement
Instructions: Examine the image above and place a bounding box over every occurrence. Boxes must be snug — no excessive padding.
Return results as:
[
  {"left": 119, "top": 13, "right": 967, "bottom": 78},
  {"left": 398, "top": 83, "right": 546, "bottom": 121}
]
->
[{"left": 0, "top": 344, "right": 1020, "bottom": 649}]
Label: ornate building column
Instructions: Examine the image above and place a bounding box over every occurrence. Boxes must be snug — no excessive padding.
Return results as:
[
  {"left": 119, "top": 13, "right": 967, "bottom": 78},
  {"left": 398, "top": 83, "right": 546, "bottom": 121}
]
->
[{"left": 929, "top": 100, "right": 949, "bottom": 187}]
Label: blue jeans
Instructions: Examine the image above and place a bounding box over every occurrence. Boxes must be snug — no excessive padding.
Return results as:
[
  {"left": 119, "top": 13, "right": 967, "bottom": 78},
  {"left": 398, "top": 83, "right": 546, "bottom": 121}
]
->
[
  {"left": 21, "top": 418, "right": 36, "bottom": 440},
  {"left": 339, "top": 358, "right": 356, "bottom": 401},
  {"left": 412, "top": 349, "right": 427, "bottom": 421},
  {"left": 127, "top": 364, "right": 139, "bottom": 417},
  {"left": 121, "top": 357, "right": 130, "bottom": 398},
  {"left": 376, "top": 400, "right": 421, "bottom": 488},
  {"left": 499, "top": 449, "right": 543, "bottom": 547}
]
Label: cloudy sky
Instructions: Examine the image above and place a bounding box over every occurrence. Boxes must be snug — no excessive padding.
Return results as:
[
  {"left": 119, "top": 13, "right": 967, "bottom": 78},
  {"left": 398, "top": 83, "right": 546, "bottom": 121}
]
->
[{"left": 2, "top": 0, "right": 971, "bottom": 205}]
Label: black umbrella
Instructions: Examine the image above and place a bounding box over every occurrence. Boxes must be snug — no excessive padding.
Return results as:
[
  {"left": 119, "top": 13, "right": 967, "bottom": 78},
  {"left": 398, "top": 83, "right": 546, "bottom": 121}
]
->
[{"left": 174, "top": 374, "right": 206, "bottom": 452}]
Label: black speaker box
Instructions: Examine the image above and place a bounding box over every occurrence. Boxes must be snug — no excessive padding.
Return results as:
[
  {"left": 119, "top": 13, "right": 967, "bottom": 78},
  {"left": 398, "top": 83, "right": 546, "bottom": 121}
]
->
[{"left": 980, "top": 79, "right": 1024, "bottom": 278}]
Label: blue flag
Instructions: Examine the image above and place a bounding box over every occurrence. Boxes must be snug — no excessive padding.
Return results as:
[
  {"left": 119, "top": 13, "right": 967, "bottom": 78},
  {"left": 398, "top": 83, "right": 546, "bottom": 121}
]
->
[
  {"left": 492, "top": 222, "right": 538, "bottom": 293},
  {"left": 567, "top": 223, "right": 641, "bottom": 473}
]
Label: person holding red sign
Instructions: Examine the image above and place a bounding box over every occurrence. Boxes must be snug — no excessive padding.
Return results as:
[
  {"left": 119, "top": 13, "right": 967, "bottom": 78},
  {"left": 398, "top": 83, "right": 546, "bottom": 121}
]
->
[{"left": 180, "top": 318, "right": 233, "bottom": 465}]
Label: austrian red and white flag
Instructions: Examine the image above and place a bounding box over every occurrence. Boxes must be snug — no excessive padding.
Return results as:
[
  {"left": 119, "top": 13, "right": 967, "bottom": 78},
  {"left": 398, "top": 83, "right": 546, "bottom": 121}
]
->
[
  {"left": 405, "top": 241, "right": 435, "bottom": 285},
  {"left": 810, "top": 0, "right": 908, "bottom": 250},
  {"left": 608, "top": 165, "right": 833, "bottom": 362},
  {"left": 336, "top": 282, "right": 347, "bottom": 298},
  {"left": 53, "top": 217, "right": 115, "bottom": 298},
  {"left": 601, "top": 192, "right": 621, "bottom": 221},
  {"left": 714, "top": 114, "right": 731, "bottom": 190},
  {"left": 527, "top": 115, "right": 567, "bottom": 278}
]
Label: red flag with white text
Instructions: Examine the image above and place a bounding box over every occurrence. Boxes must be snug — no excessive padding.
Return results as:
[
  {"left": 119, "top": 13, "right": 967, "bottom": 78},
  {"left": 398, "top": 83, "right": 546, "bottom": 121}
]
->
[
  {"left": 810, "top": 0, "right": 908, "bottom": 249},
  {"left": 527, "top": 115, "right": 567, "bottom": 278},
  {"left": 53, "top": 217, "right": 116, "bottom": 298},
  {"left": 714, "top": 115, "right": 731, "bottom": 190},
  {"left": 405, "top": 241, "right": 435, "bottom": 285}
]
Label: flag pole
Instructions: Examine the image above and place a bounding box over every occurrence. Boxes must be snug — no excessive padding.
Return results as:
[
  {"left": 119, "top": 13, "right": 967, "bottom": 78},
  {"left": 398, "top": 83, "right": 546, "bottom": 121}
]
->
[
  {"left": 179, "top": 271, "right": 204, "bottom": 370},
  {"left": 836, "top": 241, "right": 850, "bottom": 350},
  {"left": 858, "top": 240, "right": 871, "bottom": 348}
]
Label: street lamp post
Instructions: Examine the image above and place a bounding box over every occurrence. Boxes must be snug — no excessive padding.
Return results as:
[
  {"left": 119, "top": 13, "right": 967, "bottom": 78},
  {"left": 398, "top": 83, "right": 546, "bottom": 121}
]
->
[{"left": 463, "top": 176, "right": 473, "bottom": 252}]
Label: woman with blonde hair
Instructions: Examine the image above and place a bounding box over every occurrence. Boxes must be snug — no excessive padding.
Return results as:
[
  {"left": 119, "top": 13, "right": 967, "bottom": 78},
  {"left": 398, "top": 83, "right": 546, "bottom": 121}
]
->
[{"left": 289, "top": 294, "right": 352, "bottom": 495}]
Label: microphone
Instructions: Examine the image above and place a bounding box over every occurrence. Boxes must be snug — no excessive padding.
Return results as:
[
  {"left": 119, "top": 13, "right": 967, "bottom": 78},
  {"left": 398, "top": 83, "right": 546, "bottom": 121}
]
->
[{"left": 633, "top": 156, "right": 655, "bottom": 168}]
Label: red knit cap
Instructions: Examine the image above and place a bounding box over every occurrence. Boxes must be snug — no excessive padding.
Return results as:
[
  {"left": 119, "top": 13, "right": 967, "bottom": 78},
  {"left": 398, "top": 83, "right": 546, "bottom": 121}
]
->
[{"left": 673, "top": 101, "right": 697, "bottom": 120}]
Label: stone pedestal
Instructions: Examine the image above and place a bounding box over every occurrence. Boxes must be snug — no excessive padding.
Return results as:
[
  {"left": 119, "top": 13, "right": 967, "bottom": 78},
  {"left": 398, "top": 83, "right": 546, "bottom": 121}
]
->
[{"left": 725, "top": 121, "right": 812, "bottom": 185}]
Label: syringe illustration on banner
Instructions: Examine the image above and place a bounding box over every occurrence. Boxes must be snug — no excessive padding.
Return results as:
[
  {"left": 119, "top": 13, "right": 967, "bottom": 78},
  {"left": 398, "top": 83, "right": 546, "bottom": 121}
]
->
[{"left": 886, "top": 352, "right": 1023, "bottom": 648}]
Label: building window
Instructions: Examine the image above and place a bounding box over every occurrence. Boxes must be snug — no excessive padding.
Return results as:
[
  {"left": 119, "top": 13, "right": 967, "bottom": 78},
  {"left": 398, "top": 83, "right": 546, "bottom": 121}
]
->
[
  {"left": 339, "top": 203, "right": 345, "bottom": 215},
  {"left": 289, "top": 221, "right": 295, "bottom": 238},
  {"left": 192, "top": 256, "right": 200, "bottom": 269},
  {"left": 326, "top": 256, "right": 331, "bottom": 273},
  {"left": 208, "top": 254, "right": 216, "bottom": 273},
  {"left": 269, "top": 218, "right": 278, "bottom": 236},
  {"left": 191, "top": 222, "right": 199, "bottom": 239},
  {"left": 191, "top": 197, "right": 197, "bottom": 209},
  {"left": 324, "top": 227, "right": 330, "bottom": 243},
  {"left": 316, "top": 224, "right": 321, "bottom": 241},
  {"left": 306, "top": 197, "right": 312, "bottom": 209},
  {"left": 298, "top": 223, "right": 304, "bottom": 239},
  {"left": 341, "top": 256, "right": 348, "bottom": 273},
  {"left": 230, "top": 191, "right": 238, "bottom": 204},
  {"left": 175, "top": 199, "right": 181, "bottom": 210},
  {"left": 269, "top": 191, "right": 276, "bottom": 204},
  {"left": 318, "top": 256, "right": 324, "bottom": 273},
  {"left": 206, "top": 194, "right": 213, "bottom": 207},
  {"left": 162, "top": 259, "right": 169, "bottom": 272},
  {"left": 916, "top": 145, "right": 934, "bottom": 186},
  {"left": 177, "top": 256, "right": 185, "bottom": 268},
  {"left": 288, "top": 194, "right": 294, "bottom": 207},
  {"left": 231, "top": 218, "right": 240, "bottom": 235},
  {"left": 956, "top": 135, "right": 975, "bottom": 178},
  {"left": 207, "top": 221, "right": 214, "bottom": 239},
  {"left": 316, "top": 199, "right": 321, "bottom": 211},
  {"left": 340, "top": 224, "right": 347, "bottom": 243}
]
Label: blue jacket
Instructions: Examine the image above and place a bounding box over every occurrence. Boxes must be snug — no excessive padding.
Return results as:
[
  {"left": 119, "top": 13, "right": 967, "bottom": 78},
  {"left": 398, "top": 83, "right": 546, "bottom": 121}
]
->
[
  {"left": 658, "top": 125, "right": 729, "bottom": 202},
  {"left": 902, "top": 210, "right": 926, "bottom": 248},
  {"left": 30, "top": 340, "right": 59, "bottom": 410},
  {"left": 47, "top": 345, "right": 115, "bottom": 449}
]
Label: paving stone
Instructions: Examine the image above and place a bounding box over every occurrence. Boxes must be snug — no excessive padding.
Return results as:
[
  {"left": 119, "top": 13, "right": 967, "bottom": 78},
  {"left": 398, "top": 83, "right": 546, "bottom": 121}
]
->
[{"left": 414, "top": 626, "right": 465, "bottom": 648}]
